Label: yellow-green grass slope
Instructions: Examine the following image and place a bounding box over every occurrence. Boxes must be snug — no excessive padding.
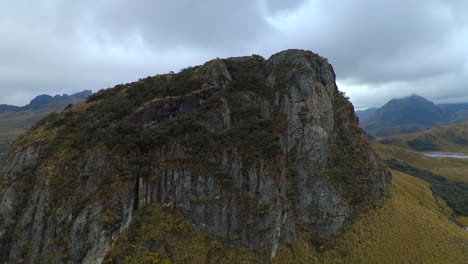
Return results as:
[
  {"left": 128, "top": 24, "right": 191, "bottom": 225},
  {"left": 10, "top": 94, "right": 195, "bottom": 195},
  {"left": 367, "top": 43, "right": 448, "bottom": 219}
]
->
[
  {"left": 274, "top": 170, "right": 468, "bottom": 264},
  {"left": 372, "top": 141, "right": 468, "bottom": 184},
  {"left": 0, "top": 107, "right": 64, "bottom": 159},
  {"left": 379, "top": 121, "right": 468, "bottom": 153},
  {"left": 0, "top": 107, "right": 64, "bottom": 138},
  {"left": 372, "top": 141, "right": 468, "bottom": 231},
  {"left": 106, "top": 171, "right": 468, "bottom": 264}
]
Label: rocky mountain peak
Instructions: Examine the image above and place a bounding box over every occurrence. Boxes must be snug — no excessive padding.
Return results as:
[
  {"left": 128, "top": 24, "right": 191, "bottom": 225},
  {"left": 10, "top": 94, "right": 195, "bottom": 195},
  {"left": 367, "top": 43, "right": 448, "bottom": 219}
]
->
[
  {"left": 0, "top": 50, "right": 390, "bottom": 263},
  {"left": 28, "top": 90, "right": 93, "bottom": 109}
]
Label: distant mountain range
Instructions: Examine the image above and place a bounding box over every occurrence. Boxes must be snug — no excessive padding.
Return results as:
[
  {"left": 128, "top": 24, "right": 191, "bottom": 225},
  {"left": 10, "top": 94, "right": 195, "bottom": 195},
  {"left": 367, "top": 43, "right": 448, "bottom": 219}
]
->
[
  {"left": 357, "top": 95, "right": 468, "bottom": 137},
  {"left": 355, "top": 107, "right": 378, "bottom": 120},
  {"left": 0, "top": 90, "right": 91, "bottom": 112},
  {"left": 0, "top": 90, "right": 92, "bottom": 159}
]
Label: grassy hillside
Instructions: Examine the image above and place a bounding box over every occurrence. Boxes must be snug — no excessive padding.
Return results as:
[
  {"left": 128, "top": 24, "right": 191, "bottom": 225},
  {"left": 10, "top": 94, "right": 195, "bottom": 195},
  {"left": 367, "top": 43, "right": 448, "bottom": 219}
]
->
[
  {"left": 371, "top": 141, "right": 468, "bottom": 227},
  {"left": 385, "top": 159, "right": 467, "bottom": 216},
  {"left": 0, "top": 91, "right": 91, "bottom": 160},
  {"left": 0, "top": 107, "right": 61, "bottom": 136},
  {"left": 312, "top": 170, "right": 468, "bottom": 264},
  {"left": 0, "top": 107, "right": 62, "bottom": 161},
  {"left": 379, "top": 121, "right": 468, "bottom": 153},
  {"left": 104, "top": 171, "right": 468, "bottom": 264},
  {"left": 371, "top": 142, "right": 468, "bottom": 184}
]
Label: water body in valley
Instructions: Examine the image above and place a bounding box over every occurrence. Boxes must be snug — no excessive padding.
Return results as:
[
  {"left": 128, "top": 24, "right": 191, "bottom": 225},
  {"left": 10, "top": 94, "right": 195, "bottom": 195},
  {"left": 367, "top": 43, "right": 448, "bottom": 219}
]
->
[{"left": 423, "top": 152, "right": 468, "bottom": 159}]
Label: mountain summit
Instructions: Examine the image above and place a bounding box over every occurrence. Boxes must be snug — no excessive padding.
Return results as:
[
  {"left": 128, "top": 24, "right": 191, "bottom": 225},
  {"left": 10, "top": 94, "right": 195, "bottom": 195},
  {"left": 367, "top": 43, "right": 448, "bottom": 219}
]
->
[
  {"left": 361, "top": 95, "right": 445, "bottom": 137},
  {"left": 0, "top": 50, "right": 390, "bottom": 263},
  {"left": 26, "top": 90, "right": 92, "bottom": 109}
]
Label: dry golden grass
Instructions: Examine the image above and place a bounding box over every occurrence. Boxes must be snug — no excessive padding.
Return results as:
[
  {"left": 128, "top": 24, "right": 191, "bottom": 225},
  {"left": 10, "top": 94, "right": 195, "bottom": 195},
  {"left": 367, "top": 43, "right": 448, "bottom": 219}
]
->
[
  {"left": 274, "top": 171, "right": 468, "bottom": 264},
  {"left": 0, "top": 107, "right": 60, "bottom": 133},
  {"left": 109, "top": 170, "right": 468, "bottom": 264},
  {"left": 457, "top": 216, "right": 468, "bottom": 226},
  {"left": 371, "top": 142, "right": 468, "bottom": 184},
  {"left": 432, "top": 169, "right": 468, "bottom": 184},
  {"left": 0, "top": 131, "right": 24, "bottom": 142},
  {"left": 380, "top": 121, "right": 468, "bottom": 153}
]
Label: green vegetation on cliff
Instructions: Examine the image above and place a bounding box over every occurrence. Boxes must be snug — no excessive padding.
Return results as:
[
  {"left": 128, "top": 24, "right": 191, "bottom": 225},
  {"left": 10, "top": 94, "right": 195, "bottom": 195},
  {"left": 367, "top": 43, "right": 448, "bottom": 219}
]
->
[
  {"left": 105, "top": 204, "right": 262, "bottom": 264},
  {"left": 0, "top": 50, "right": 391, "bottom": 263}
]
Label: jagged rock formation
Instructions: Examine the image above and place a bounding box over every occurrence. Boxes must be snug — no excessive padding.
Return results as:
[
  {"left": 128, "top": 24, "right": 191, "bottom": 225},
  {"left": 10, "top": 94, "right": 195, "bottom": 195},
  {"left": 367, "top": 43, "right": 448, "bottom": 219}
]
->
[
  {"left": 0, "top": 50, "right": 390, "bottom": 263},
  {"left": 0, "top": 90, "right": 92, "bottom": 113}
]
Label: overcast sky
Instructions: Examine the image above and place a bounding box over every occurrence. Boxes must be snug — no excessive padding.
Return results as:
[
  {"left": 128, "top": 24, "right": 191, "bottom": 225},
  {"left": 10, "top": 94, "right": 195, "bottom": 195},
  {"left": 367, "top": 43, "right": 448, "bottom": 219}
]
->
[{"left": 1, "top": 0, "right": 467, "bottom": 109}]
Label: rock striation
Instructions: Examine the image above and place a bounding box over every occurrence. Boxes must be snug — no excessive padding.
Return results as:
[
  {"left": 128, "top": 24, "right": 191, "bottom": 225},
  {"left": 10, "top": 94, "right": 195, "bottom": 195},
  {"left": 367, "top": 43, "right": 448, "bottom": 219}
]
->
[{"left": 0, "top": 49, "right": 390, "bottom": 263}]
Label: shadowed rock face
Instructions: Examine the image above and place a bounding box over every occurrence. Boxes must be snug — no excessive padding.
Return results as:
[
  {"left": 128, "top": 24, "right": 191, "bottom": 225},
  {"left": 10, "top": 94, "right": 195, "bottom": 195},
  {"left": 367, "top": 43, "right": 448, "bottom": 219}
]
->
[{"left": 0, "top": 49, "right": 390, "bottom": 263}]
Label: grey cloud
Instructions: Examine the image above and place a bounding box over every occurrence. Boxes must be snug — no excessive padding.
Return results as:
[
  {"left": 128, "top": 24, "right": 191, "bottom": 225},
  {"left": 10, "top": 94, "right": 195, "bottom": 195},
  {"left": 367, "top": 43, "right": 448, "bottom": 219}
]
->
[
  {"left": 60, "top": 0, "right": 275, "bottom": 52},
  {"left": 269, "top": 0, "right": 468, "bottom": 108},
  {"left": 273, "top": 0, "right": 464, "bottom": 81},
  {"left": 0, "top": 0, "right": 281, "bottom": 105},
  {"left": 263, "top": 0, "right": 307, "bottom": 15},
  {"left": 0, "top": 0, "right": 467, "bottom": 108}
]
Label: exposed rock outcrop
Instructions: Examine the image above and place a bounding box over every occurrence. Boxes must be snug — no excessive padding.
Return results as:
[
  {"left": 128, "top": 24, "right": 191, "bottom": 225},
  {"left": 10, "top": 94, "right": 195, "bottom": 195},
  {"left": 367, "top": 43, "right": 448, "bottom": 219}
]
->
[{"left": 0, "top": 49, "right": 391, "bottom": 263}]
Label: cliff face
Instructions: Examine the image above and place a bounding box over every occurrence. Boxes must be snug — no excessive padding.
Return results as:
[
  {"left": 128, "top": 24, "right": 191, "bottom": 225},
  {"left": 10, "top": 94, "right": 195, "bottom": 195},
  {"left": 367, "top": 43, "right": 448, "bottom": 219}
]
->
[{"left": 0, "top": 49, "right": 390, "bottom": 263}]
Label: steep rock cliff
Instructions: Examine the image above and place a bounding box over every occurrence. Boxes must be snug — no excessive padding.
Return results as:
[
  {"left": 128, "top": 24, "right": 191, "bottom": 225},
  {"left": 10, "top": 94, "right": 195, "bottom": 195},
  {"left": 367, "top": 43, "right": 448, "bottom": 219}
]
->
[{"left": 0, "top": 49, "right": 390, "bottom": 263}]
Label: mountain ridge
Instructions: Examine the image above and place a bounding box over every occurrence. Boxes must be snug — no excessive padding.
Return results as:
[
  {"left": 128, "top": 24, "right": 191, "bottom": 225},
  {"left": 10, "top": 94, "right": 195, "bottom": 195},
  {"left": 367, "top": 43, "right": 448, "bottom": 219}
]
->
[
  {"left": 0, "top": 90, "right": 92, "bottom": 112},
  {"left": 358, "top": 95, "right": 468, "bottom": 137}
]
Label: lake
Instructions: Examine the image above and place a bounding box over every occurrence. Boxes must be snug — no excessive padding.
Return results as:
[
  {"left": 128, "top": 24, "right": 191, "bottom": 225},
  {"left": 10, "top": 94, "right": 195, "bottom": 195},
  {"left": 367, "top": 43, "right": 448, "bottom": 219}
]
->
[{"left": 422, "top": 152, "right": 468, "bottom": 159}]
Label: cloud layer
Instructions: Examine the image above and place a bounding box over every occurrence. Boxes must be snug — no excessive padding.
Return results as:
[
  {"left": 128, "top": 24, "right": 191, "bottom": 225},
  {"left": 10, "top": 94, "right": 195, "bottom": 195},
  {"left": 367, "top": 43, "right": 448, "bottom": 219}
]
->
[{"left": 0, "top": 0, "right": 467, "bottom": 108}]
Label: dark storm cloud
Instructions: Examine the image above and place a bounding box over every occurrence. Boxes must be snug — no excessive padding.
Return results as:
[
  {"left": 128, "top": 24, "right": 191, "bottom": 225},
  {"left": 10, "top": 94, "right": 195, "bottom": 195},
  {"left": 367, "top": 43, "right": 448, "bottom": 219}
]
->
[{"left": 0, "top": 0, "right": 467, "bottom": 108}]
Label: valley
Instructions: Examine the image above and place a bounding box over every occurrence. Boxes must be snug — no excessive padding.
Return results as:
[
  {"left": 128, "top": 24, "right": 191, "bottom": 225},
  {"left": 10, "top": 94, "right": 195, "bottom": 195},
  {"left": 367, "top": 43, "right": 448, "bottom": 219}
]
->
[
  {"left": 371, "top": 135, "right": 468, "bottom": 229},
  {"left": 357, "top": 99, "right": 468, "bottom": 231}
]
